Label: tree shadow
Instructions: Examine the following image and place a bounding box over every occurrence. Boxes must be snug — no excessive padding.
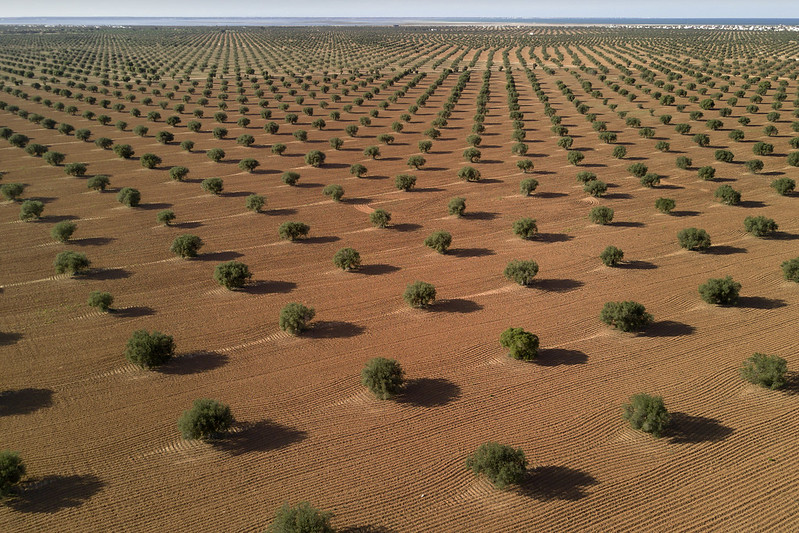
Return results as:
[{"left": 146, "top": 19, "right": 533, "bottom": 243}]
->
[
  {"left": 430, "top": 298, "right": 483, "bottom": 313},
  {"left": 342, "top": 197, "right": 372, "bottom": 205},
  {"left": 517, "top": 466, "right": 597, "bottom": 501},
  {"left": 197, "top": 251, "right": 244, "bottom": 261},
  {"left": 535, "top": 191, "right": 568, "bottom": 198},
  {"left": 536, "top": 232, "right": 573, "bottom": 243},
  {"left": 669, "top": 210, "right": 701, "bottom": 217},
  {"left": 638, "top": 320, "right": 695, "bottom": 337},
  {"left": 782, "top": 372, "right": 799, "bottom": 396},
  {"left": 340, "top": 526, "right": 396, "bottom": 533},
  {"left": 158, "top": 351, "right": 228, "bottom": 375},
  {"left": 705, "top": 245, "right": 746, "bottom": 255},
  {"left": 174, "top": 221, "right": 203, "bottom": 229},
  {"left": 111, "top": 306, "right": 155, "bottom": 318},
  {"left": 397, "top": 378, "right": 461, "bottom": 407},
  {"left": 138, "top": 202, "right": 173, "bottom": 211},
  {"left": 737, "top": 296, "right": 787, "bottom": 309},
  {"left": 390, "top": 223, "right": 422, "bottom": 232},
  {"left": 294, "top": 182, "right": 324, "bottom": 189},
  {"left": 0, "top": 331, "right": 23, "bottom": 345},
  {"left": 298, "top": 235, "right": 340, "bottom": 245},
  {"left": 71, "top": 237, "right": 115, "bottom": 246},
  {"left": 448, "top": 247, "right": 495, "bottom": 258},
  {"left": 85, "top": 268, "right": 131, "bottom": 280},
  {"left": 534, "top": 278, "right": 584, "bottom": 292},
  {"left": 537, "top": 349, "right": 588, "bottom": 366},
  {"left": 40, "top": 214, "right": 79, "bottom": 223},
  {"left": 773, "top": 231, "right": 799, "bottom": 241},
  {"left": 265, "top": 208, "right": 297, "bottom": 216},
  {"left": 617, "top": 260, "right": 657, "bottom": 270},
  {"left": 222, "top": 191, "right": 255, "bottom": 198},
  {"left": 213, "top": 420, "right": 308, "bottom": 456},
  {"left": 357, "top": 264, "right": 401, "bottom": 276},
  {"left": 413, "top": 187, "right": 446, "bottom": 193},
  {"left": 603, "top": 193, "right": 633, "bottom": 200},
  {"left": 463, "top": 211, "right": 499, "bottom": 220},
  {"left": 305, "top": 321, "right": 365, "bottom": 339},
  {"left": 10, "top": 475, "right": 104, "bottom": 513},
  {"left": 738, "top": 200, "right": 768, "bottom": 209},
  {"left": 0, "top": 388, "right": 53, "bottom": 416},
  {"left": 242, "top": 280, "right": 297, "bottom": 294},
  {"left": 666, "top": 412, "right": 734, "bottom": 444}
]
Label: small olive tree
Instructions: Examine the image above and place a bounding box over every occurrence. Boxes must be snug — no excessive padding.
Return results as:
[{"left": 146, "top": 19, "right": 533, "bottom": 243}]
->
[
  {"left": 125, "top": 330, "right": 175, "bottom": 368},
  {"left": 214, "top": 261, "right": 252, "bottom": 290},
  {"left": 678, "top": 228, "right": 711, "bottom": 251},
  {"left": 740, "top": 353, "right": 788, "bottom": 390},
  {"left": 279, "top": 221, "right": 310, "bottom": 241},
  {"left": 698, "top": 276, "right": 741, "bottom": 305},
  {"left": 88, "top": 291, "right": 114, "bottom": 312},
  {"left": 504, "top": 260, "right": 538, "bottom": 286},
  {"left": 279, "top": 303, "right": 316, "bottom": 335},
  {"left": 403, "top": 281, "right": 436, "bottom": 308},
  {"left": 361, "top": 357, "right": 404, "bottom": 400},
  {"left": 178, "top": 399, "right": 234, "bottom": 440},
  {"left": 424, "top": 231, "right": 452, "bottom": 254},
  {"left": 465, "top": 442, "right": 528, "bottom": 489},
  {"left": 51, "top": 221, "right": 77, "bottom": 242},
  {"left": 54, "top": 250, "right": 90, "bottom": 275},
  {"left": 0, "top": 451, "right": 26, "bottom": 497},
  {"left": 744, "top": 216, "right": 778, "bottom": 237},
  {"left": 370, "top": 209, "right": 391, "bottom": 228},
  {"left": 589, "top": 206, "right": 614, "bottom": 225},
  {"left": 512, "top": 218, "right": 538, "bottom": 239},
  {"left": 333, "top": 248, "right": 361, "bottom": 271},
  {"left": 600, "top": 246, "right": 624, "bottom": 266},
  {"left": 267, "top": 502, "right": 334, "bottom": 533},
  {"left": 622, "top": 394, "right": 670, "bottom": 437},
  {"left": 171, "top": 235, "right": 203, "bottom": 258},
  {"left": 499, "top": 327, "right": 539, "bottom": 360},
  {"left": 19, "top": 200, "right": 44, "bottom": 221},
  {"left": 782, "top": 257, "right": 799, "bottom": 282},
  {"left": 600, "top": 301, "right": 653, "bottom": 332}
]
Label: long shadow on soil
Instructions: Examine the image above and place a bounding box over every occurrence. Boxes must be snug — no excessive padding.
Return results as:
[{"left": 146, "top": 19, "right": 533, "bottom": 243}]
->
[
  {"left": 534, "top": 278, "right": 584, "bottom": 292},
  {"left": 305, "top": 321, "right": 365, "bottom": 339},
  {"left": 639, "top": 320, "right": 695, "bottom": 337},
  {"left": 782, "top": 372, "right": 799, "bottom": 396},
  {"left": 448, "top": 248, "right": 494, "bottom": 258},
  {"left": 298, "top": 235, "right": 340, "bottom": 245},
  {"left": 463, "top": 211, "right": 499, "bottom": 220},
  {"left": 0, "top": 388, "right": 54, "bottom": 416},
  {"left": 111, "top": 306, "right": 155, "bottom": 318},
  {"left": 0, "top": 331, "right": 23, "bottom": 345},
  {"left": 265, "top": 208, "right": 298, "bottom": 216},
  {"left": 158, "top": 351, "right": 228, "bottom": 375},
  {"left": 138, "top": 202, "right": 173, "bottom": 211},
  {"left": 390, "top": 223, "right": 423, "bottom": 232},
  {"left": 536, "top": 349, "right": 588, "bottom": 366},
  {"left": 617, "top": 260, "right": 657, "bottom": 270},
  {"left": 9, "top": 475, "right": 104, "bottom": 513},
  {"left": 669, "top": 210, "right": 701, "bottom": 217},
  {"left": 704, "top": 245, "right": 746, "bottom": 255},
  {"left": 536, "top": 233, "right": 573, "bottom": 243},
  {"left": 517, "top": 466, "right": 597, "bottom": 501},
  {"left": 213, "top": 420, "right": 307, "bottom": 456},
  {"left": 430, "top": 299, "right": 483, "bottom": 313},
  {"left": 666, "top": 412, "right": 734, "bottom": 444},
  {"left": 70, "top": 237, "right": 116, "bottom": 247},
  {"left": 196, "top": 251, "right": 244, "bottom": 261},
  {"left": 340, "top": 526, "right": 397, "bottom": 533},
  {"left": 397, "top": 378, "right": 461, "bottom": 407},
  {"left": 357, "top": 264, "right": 401, "bottom": 276},
  {"left": 243, "top": 280, "right": 297, "bottom": 294},
  {"left": 84, "top": 268, "right": 131, "bottom": 281},
  {"left": 737, "top": 296, "right": 787, "bottom": 309}
]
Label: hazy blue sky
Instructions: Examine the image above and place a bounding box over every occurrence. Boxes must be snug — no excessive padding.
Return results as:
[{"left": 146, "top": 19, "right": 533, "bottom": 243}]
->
[{"left": 2, "top": 0, "right": 798, "bottom": 19}]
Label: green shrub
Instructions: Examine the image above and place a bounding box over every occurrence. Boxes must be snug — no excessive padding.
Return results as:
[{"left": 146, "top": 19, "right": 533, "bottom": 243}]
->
[
  {"left": 622, "top": 394, "right": 670, "bottom": 437},
  {"left": 746, "top": 159, "right": 764, "bottom": 173},
  {"left": 740, "top": 353, "right": 788, "bottom": 390},
  {"left": 363, "top": 145, "right": 380, "bottom": 159},
  {"left": 206, "top": 148, "right": 225, "bottom": 162},
  {"left": 782, "top": 257, "right": 799, "bottom": 282},
  {"left": 516, "top": 159, "right": 534, "bottom": 173},
  {"left": 25, "top": 143, "right": 48, "bottom": 157},
  {"left": 567, "top": 150, "right": 585, "bottom": 165},
  {"left": 64, "top": 162, "right": 87, "bottom": 177},
  {"left": 178, "top": 399, "right": 234, "bottom": 440},
  {"left": 600, "top": 301, "right": 653, "bottom": 332},
  {"left": 180, "top": 140, "right": 194, "bottom": 152},
  {"left": 627, "top": 163, "right": 648, "bottom": 178},
  {"left": 418, "top": 140, "right": 432, "bottom": 153},
  {"left": 125, "top": 330, "right": 174, "bottom": 368},
  {"left": 113, "top": 144, "right": 134, "bottom": 159},
  {"left": 237, "top": 134, "right": 255, "bottom": 147},
  {"left": 407, "top": 155, "right": 426, "bottom": 169},
  {"left": 589, "top": 206, "right": 614, "bottom": 225},
  {"left": 155, "top": 131, "right": 174, "bottom": 144},
  {"left": 640, "top": 173, "right": 660, "bottom": 188},
  {"left": 675, "top": 156, "right": 692, "bottom": 169},
  {"left": 322, "top": 184, "right": 344, "bottom": 202},
  {"left": 116, "top": 187, "right": 140, "bottom": 207},
  {"left": 266, "top": 502, "right": 334, "bottom": 533},
  {"left": 503, "top": 260, "right": 539, "bottom": 286},
  {"left": 333, "top": 248, "right": 361, "bottom": 271},
  {"left": 655, "top": 141, "right": 670, "bottom": 152},
  {"left": 787, "top": 152, "right": 799, "bottom": 167},
  {"left": 457, "top": 166, "right": 481, "bottom": 182},
  {"left": 51, "top": 221, "right": 77, "bottom": 242},
  {"left": 512, "top": 217, "right": 538, "bottom": 239},
  {"left": 168, "top": 166, "right": 189, "bottom": 182},
  {"left": 170, "top": 234, "right": 203, "bottom": 258},
  {"left": 600, "top": 246, "right": 624, "bottom": 266},
  {"left": 584, "top": 180, "right": 607, "bottom": 197},
  {"left": 448, "top": 197, "right": 466, "bottom": 216},
  {"left": 370, "top": 209, "right": 391, "bottom": 228},
  {"left": 88, "top": 291, "right": 113, "bottom": 312},
  {"left": 693, "top": 133, "right": 710, "bottom": 147},
  {"left": 305, "top": 150, "right": 326, "bottom": 168},
  {"left": 282, "top": 171, "right": 300, "bottom": 186},
  {"left": 87, "top": 175, "right": 110, "bottom": 191},
  {"left": 8, "top": 133, "right": 29, "bottom": 148},
  {"left": 140, "top": 153, "right": 161, "bottom": 169},
  {"left": 744, "top": 216, "right": 778, "bottom": 237},
  {"left": 350, "top": 163, "right": 367, "bottom": 177},
  {"left": 698, "top": 276, "right": 741, "bottom": 305},
  {"left": 612, "top": 146, "right": 627, "bottom": 158},
  {"left": 771, "top": 177, "right": 795, "bottom": 196},
  {"left": 424, "top": 231, "right": 452, "bottom": 254},
  {"left": 361, "top": 357, "right": 404, "bottom": 400},
  {"left": 465, "top": 442, "right": 528, "bottom": 489},
  {"left": 54, "top": 250, "right": 90, "bottom": 275},
  {"left": 1, "top": 183, "right": 25, "bottom": 201},
  {"left": 752, "top": 141, "right": 774, "bottom": 156},
  {"left": 245, "top": 194, "right": 265, "bottom": 212},
  {"left": 201, "top": 177, "right": 224, "bottom": 195},
  {"left": 395, "top": 174, "right": 416, "bottom": 191},
  {"left": 238, "top": 158, "right": 260, "bottom": 172},
  {"left": 403, "top": 281, "right": 436, "bottom": 308},
  {"left": 279, "top": 303, "right": 316, "bottom": 335},
  {"left": 279, "top": 221, "right": 310, "bottom": 241},
  {"left": 156, "top": 210, "right": 175, "bottom": 226},
  {"left": 714, "top": 185, "right": 741, "bottom": 205},
  {"left": 655, "top": 197, "right": 676, "bottom": 214},
  {"left": 19, "top": 200, "right": 44, "bottom": 221},
  {"left": 43, "top": 151, "right": 66, "bottom": 166},
  {"left": 214, "top": 261, "right": 252, "bottom": 290},
  {"left": 715, "top": 150, "right": 734, "bottom": 163},
  {"left": 678, "top": 228, "right": 711, "bottom": 251},
  {"left": 0, "top": 451, "right": 26, "bottom": 497},
  {"left": 519, "top": 178, "right": 539, "bottom": 196},
  {"left": 499, "top": 327, "right": 539, "bottom": 360}
]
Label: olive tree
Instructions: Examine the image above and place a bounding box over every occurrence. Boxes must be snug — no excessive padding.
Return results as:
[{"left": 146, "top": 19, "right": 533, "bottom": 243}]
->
[
  {"left": 499, "top": 327, "right": 539, "bottom": 360},
  {"left": 125, "top": 330, "right": 175, "bottom": 368},
  {"left": 201, "top": 178, "right": 224, "bottom": 195},
  {"left": 279, "top": 303, "right": 316, "bottom": 335},
  {"left": 279, "top": 221, "right": 310, "bottom": 241},
  {"left": 88, "top": 291, "right": 114, "bottom": 312},
  {"left": 156, "top": 210, "right": 176, "bottom": 226},
  {"left": 267, "top": 502, "right": 334, "bottom": 533},
  {"left": 600, "top": 246, "right": 624, "bottom": 266},
  {"left": 600, "top": 301, "right": 653, "bottom": 332},
  {"left": 589, "top": 206, "right": 614, "bottom": 225},
  {"left": 403, "top": 281, "right": 436, "bottom": 308},
  {"left": 51, "top": 221, "right": 77, "bottom": 242},
  {"left": 714, "top": 185, "right": 741, "bottom": 205},
  {"left": 171, "top": 234, "right": 203, "bottom": 258},
  {"left": 655, "top": 197, "right": 676, "bottom": 214},
  {"left": 678, "top": 228, "right": 711, "bottom": 251},
  {"left": 465, "top": 442, "right": 528, "bottom": 489},
  {"left": 54, "top": 250, "right": 90, "bottom": 275},
  {"left": 169, "top": 166, "right": 189, "bottom": 181},
  {"left": 0, "top": 451, "right": 26, "bottom": 497},
  {"left": 178, "top": 399, "right": 234, "bottom": 440},
  {"left": 87, "top": 175, "right": 110, "bottom": 191},
  {"left": 245, "top": 194, "right": 265, "bottom": 213},
  {"left": 519, "top": 178, "right": 539, "bottom": 196},
  {"left": 214, "top": 261, "right": 252, "bottom": 290},
  {"left": 19, "top": 200, "right": 44, "bottom": 221},
  {"left": 424, "top": 231, "right": 452, "bottom": 254},
  {"left": 457, "top": 166, "right": 481, "bottom": 182},
  {"left": 140, "top": 153, "right": 162, "bottom": 169},
  {"left": 1, "top": 183, "right": 25, "bottom": 201},
  {"left": 305, "top": 150, "right": 326, "bottom": 168},
  {"left": 333, "top": 248, "right": 361, "bottom": 271},
  {"left": 783, "top": 257, "right": 799, "bottom": 282},
  {"left": 349, "top": 163, "right": 367, "bottom": 178},
  {"left": 771, "top": 178, "right": 795, "bottom": 196},
  {"left": 622, "top": 394, "right": 670, "bottom": 437},
  {"left": 370, "top": 209, "right": 391, "bottom": 228},
  {"left": 361, "top": 357, "right": 404, "bottom": 400},
  {"left": 504, "top": 260, "right": 539, "bottom": 286},
  {"left": 512, "top": 218, "right": 538, "bottom": 239},
  {"left": 740, "top": 353, "right": 788, "bottom": 390},
  {"left": 395, "top": 174, "right": 417, "bottom": 191},
  {"left": 117, "top": 187, "right": 141, "bottom": 207},
  {"left": 698, "top": 276, "right": 741, "bottom": 305},
  {"left": 744, "top": 216, "right": 778, "bottom": 237}
]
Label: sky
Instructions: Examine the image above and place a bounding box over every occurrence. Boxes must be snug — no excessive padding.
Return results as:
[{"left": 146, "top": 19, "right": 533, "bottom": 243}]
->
[{"left": 2, "top": 0, "right": 798, "bottom": 20}]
